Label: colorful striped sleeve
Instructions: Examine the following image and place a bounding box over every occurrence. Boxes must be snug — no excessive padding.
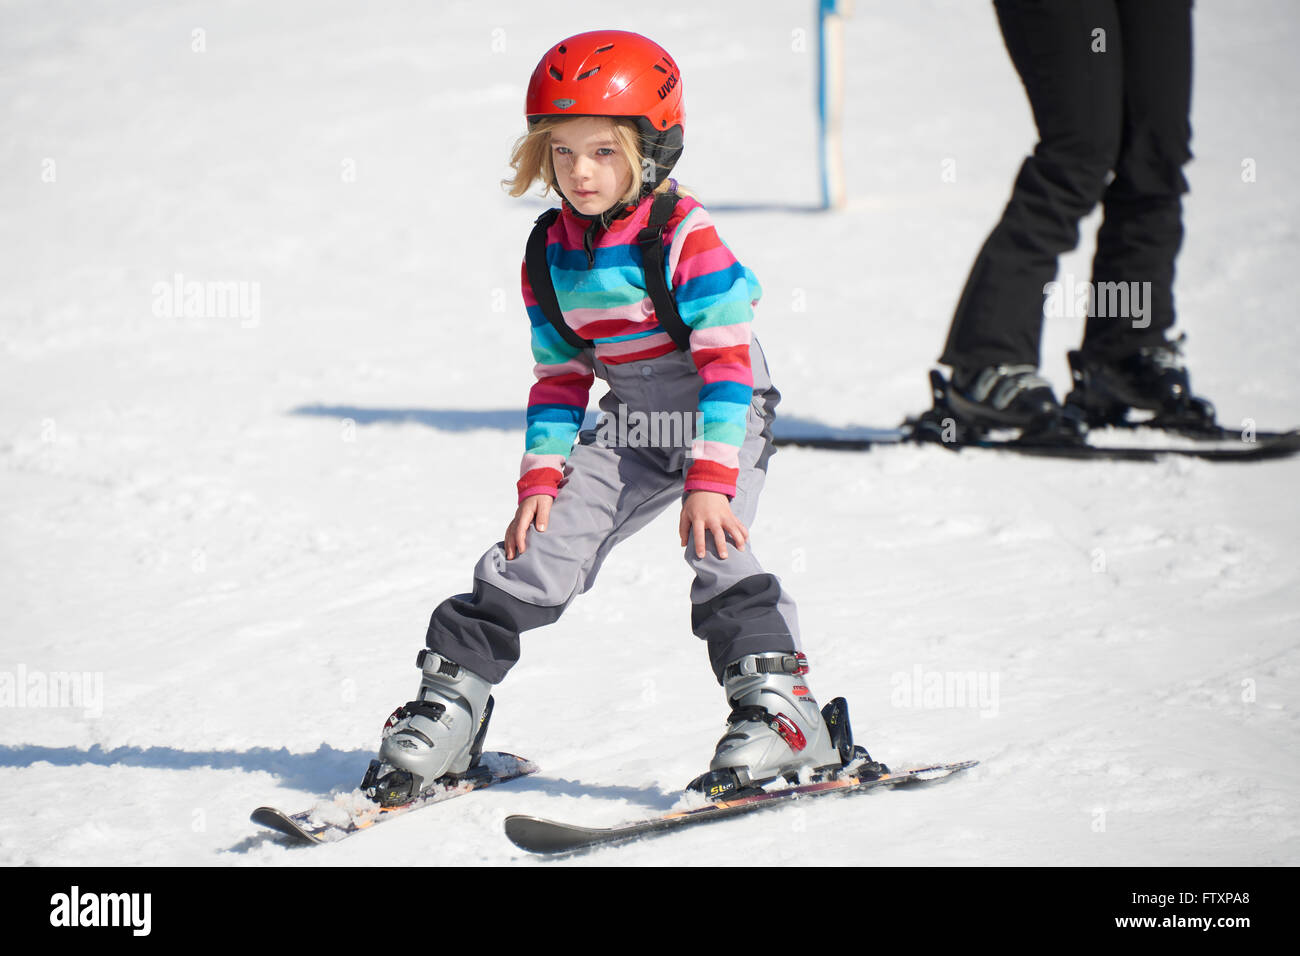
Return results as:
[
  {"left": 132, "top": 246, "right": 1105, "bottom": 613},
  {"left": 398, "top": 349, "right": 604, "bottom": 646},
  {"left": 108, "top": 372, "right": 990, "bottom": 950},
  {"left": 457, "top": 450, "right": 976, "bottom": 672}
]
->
[
  {"left": 517, "top": 258, "right": 595, "bottom": 502},
  {"left": 665, "top": 203, "right": 763, "bottom": 498}
]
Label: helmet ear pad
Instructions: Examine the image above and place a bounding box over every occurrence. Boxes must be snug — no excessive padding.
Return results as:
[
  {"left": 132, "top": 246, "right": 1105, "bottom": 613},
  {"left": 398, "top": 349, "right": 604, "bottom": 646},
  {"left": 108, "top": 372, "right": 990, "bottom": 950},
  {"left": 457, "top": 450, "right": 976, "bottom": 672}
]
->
[{"left": 635, "top": 120, "right": 683, "bottom": 196}]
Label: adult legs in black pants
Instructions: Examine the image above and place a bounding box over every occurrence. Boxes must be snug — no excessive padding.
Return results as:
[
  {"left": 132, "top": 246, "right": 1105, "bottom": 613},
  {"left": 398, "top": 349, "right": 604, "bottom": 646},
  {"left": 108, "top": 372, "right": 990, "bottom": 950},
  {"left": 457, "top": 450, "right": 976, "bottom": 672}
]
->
[
  {"left": 937, "top": 0, "right": 1201, "bottom": 428},
  {"left": 1084, "top": 0, "right": 1193, "bottom": 361}
]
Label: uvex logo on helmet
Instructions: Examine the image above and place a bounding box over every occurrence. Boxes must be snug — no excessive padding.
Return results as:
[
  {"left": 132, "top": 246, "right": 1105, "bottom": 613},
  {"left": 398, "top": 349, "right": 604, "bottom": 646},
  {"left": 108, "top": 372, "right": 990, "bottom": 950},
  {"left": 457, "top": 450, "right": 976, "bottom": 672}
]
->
[{"left": 657, "top": 72, "right": 678, "bottom": 100}]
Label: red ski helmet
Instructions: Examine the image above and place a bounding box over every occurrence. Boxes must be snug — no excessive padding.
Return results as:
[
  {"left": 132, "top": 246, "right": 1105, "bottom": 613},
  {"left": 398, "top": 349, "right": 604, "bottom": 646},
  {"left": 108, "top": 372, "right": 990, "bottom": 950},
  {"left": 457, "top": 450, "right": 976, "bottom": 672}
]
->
[{"left": 525, "top": 30, "right": 684, "bottom": 196}]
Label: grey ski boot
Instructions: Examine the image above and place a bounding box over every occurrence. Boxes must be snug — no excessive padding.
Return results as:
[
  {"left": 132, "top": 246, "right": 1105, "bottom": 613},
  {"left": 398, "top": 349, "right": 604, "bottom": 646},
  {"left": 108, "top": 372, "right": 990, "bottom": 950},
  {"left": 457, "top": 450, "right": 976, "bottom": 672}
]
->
[
  {"left": 687, "top": 652, "right": 882, "bottom": 800},
  {"left": 361, "top": 649, "right": 495, "bottom": 807}
]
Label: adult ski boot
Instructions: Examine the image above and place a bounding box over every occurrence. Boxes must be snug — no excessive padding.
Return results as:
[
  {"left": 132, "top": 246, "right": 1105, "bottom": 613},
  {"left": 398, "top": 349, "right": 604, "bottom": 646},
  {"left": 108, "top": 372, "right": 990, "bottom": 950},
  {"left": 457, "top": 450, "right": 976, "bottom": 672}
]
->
[
  {"left": 361, "top": 649, "right": 495, "bottom": 807},
  {"left": 914, "top": 365, "right": 1084, "bottom": 446},
  {"left": 687, "top": 652, "right": 886, "bottom": 801},
  {"left": 1065, "top": 335, "right": 1217, "bottom": 433}
]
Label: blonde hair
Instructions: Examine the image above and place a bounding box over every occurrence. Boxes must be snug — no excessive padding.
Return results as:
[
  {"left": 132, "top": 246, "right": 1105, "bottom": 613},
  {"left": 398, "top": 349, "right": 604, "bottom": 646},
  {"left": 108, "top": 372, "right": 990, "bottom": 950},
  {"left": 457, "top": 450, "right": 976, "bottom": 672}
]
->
[{"left": 502, "top": 116, "right": 685, "bottom": 205}]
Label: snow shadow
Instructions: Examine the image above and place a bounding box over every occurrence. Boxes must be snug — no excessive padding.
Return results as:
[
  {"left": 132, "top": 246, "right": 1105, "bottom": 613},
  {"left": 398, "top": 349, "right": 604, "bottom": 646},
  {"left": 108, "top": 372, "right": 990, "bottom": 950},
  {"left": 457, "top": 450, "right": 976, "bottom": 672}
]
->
[
  {"left": 701, "top": 201, "right": 828, "bottom": 214},
  {"left": 0, "top": 742, "right": 369, "bottom": 794},
  {"left": 290, "top": 404, "right": 534, "bottom": 432},
  {"left": 289, "top": 403, "right": 897, "bottom": 445},
  {"left": 0, "top": 744, "right": 678, "bottom": 808},
  {"left": 523, "top": 775, "right": 679, "bottom": 810}
]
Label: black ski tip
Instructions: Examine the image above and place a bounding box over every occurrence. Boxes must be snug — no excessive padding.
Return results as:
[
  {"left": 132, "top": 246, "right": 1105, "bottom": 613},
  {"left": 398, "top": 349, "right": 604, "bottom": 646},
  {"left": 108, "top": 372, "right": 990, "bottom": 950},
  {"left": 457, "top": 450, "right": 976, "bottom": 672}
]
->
[
  {"left": 503, "top": 814, "right": 606, "bottom": 855},
  {"left": 250, "top": 807, "right": 322, "bottom": 845}
]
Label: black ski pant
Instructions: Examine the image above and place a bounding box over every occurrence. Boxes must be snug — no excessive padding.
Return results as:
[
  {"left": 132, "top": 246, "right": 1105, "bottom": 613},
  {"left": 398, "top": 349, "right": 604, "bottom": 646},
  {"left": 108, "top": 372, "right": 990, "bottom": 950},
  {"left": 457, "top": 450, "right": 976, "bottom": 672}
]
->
[{"left": 939, "top": 0, "right": 1194, "bottom": 371}]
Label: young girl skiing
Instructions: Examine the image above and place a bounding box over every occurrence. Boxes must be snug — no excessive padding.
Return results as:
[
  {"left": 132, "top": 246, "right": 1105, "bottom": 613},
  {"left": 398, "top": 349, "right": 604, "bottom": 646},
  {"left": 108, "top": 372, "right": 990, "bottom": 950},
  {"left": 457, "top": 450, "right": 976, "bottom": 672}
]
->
[{"left": 363, "top": 30, "right": 875, "bottom": 806}]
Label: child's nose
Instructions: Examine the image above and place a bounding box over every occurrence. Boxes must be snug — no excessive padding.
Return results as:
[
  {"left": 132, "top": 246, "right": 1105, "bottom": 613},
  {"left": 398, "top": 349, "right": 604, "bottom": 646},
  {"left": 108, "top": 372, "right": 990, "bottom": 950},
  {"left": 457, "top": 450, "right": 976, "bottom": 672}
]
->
[{"left": 571, "top": 155, "right": 594, "bottom": 179}]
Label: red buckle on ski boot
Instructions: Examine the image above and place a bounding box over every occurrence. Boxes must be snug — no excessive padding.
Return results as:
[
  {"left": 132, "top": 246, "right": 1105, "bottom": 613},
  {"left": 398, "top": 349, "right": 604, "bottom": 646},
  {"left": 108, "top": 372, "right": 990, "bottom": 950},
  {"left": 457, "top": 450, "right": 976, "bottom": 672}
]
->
[
  {"left": 383, "top": 706, "right": 408, "bottom": 732},
  {"left": 726, "top": 705, "right": 808, "bottom": 753},
  {"left": 769, "top": 713, "right": 807, "bottom": 752}
]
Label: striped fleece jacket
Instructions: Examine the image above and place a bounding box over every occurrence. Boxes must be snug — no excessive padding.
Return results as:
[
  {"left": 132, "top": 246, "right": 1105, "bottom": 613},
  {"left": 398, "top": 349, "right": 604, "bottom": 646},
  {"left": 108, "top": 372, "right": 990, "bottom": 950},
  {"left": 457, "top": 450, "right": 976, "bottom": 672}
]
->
[{"left": 517, "top": 191, "right": 763, "bottom": 503}]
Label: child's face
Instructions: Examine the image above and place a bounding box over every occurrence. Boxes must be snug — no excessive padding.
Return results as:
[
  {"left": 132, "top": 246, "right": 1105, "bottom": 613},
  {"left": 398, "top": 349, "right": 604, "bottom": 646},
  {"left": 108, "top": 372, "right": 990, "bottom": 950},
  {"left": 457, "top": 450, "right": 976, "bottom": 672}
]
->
[{"left": 549, "top": 117, "right": 635, "bottom": 216}]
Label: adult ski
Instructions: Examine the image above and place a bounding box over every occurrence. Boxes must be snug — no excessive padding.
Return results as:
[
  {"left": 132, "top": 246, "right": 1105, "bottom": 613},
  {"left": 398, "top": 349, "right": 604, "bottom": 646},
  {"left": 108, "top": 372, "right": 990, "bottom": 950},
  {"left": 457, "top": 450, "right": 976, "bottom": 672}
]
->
[
  {"left": 252, "top": 751, "right": 537, "bottom": 845},
  {"left": 775, "top": 423, "right": 1299, "bottom": 461},
  {"left": 503, "top": 759, "right": 977, "bottom": 855},
  {"left": 908, "top": 421, "right": 1300, "bottom": 462},
  {"left": 771, "top": 371, "right": 1298, "bottom": 462}
]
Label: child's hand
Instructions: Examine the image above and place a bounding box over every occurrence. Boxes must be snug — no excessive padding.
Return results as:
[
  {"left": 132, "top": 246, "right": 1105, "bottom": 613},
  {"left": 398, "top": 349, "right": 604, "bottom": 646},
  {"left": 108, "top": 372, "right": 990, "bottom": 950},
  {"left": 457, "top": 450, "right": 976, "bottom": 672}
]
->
[
  {"left": 679, "top": 490, "right": 748, "bottom": 560},
  {"left": 505, "top": 494, "right": 552, "bottom": 560}
]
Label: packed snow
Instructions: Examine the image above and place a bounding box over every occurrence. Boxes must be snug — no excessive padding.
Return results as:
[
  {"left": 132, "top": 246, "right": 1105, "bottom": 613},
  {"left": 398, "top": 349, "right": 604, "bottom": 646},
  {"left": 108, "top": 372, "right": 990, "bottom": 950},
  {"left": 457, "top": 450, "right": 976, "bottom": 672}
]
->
[{"left": 1, "top": 0, "right": 1297, "bottom": 866}]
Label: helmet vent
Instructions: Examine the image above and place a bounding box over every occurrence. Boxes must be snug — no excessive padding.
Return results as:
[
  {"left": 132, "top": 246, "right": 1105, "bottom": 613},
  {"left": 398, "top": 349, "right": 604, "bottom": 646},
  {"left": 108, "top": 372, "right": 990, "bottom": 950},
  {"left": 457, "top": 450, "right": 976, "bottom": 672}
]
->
[
  {"left": 576, "top": 66, "right": 600, "bottom": 80},
  {"left": 652, "top": 64, "right": 667, "bottom": 73},
  {"left": 595, "top": 43, "right": 614, "bottom": 53},
  {"left": 548, "top": 65, "right": 562, "bottom": 81}
]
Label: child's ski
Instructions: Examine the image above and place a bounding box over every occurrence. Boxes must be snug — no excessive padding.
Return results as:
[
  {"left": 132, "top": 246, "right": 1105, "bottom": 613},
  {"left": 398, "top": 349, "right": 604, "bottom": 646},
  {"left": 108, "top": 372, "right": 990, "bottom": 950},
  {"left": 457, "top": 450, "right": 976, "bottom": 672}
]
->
[
  {"left": 252, "top": 752, "right": 537, "bottom": 845},
  {"left": 503, "top": 759, "right": 977, "bottom": 855}
]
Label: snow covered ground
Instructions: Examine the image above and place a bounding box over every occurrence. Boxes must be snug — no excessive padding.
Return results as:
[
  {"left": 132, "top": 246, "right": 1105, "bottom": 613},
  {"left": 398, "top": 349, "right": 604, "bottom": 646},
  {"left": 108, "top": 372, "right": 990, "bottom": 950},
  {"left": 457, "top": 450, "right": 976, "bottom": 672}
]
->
[{"left": 1, "top": 0, "right": 1297, "bottom": 866}]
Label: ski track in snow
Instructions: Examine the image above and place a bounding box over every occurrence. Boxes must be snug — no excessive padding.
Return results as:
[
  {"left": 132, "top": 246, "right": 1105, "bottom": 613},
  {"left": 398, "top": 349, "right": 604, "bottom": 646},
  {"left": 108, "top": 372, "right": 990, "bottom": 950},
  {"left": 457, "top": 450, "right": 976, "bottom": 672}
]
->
[{"left": 1, "top": 1, "right": 1297, "bottom": 865}]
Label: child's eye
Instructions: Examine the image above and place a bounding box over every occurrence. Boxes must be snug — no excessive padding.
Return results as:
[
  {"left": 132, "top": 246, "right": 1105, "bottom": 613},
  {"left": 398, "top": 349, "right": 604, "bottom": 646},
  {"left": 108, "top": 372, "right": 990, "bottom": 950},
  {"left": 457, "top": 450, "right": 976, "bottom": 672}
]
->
[
  {"left": 596, "top": 148, "right": 616, "bottom": 156},
  {"left": 554, "top": 146, "right": 571, "bottom": 155}
]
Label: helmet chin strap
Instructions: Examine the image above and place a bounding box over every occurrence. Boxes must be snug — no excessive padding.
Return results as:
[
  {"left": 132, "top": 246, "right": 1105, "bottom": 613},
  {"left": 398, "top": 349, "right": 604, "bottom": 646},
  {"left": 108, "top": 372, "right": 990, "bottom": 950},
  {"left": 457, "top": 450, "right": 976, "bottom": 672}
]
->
[{"left": 553, "top": 183, "right": 639, "bottom": 228}]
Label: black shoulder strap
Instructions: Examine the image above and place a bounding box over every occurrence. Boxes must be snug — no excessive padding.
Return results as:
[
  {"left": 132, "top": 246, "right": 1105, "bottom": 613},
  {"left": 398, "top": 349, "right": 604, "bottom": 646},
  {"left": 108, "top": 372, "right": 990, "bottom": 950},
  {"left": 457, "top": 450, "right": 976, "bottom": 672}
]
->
[
  {"left": 637, "top": 190, "right": 693, "bottom": 352},
  {"left": 524, "top": 192, "right": 691, "bottom": 354},
  {"left": 525, "top": 208, "right": 592, "bottom": 351}
]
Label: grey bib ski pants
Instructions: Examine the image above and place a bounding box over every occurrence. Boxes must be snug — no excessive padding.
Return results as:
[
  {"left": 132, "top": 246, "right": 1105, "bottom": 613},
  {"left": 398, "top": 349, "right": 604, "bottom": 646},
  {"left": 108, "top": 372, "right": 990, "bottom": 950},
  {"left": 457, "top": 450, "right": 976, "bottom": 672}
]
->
[{"left": 424, "top": 337, "right": 801, "bottom": 685}]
